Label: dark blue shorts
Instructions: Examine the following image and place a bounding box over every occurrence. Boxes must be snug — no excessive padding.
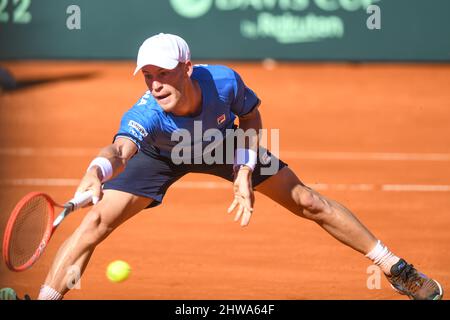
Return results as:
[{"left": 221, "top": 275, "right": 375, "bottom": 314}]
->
[{"left": 103, "top": 139, "right": 287, "bottom": 208}]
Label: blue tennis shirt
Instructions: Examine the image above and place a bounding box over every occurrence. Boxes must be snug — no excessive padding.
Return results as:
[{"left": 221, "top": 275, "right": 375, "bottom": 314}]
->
[{"left": 115, "top": 64, "right": 260, "bottom": 158}]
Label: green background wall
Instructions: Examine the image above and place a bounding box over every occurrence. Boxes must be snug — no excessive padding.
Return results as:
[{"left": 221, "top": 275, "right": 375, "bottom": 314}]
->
[{"left": 1, "top": 0, "right": 449, "bottom": 61}]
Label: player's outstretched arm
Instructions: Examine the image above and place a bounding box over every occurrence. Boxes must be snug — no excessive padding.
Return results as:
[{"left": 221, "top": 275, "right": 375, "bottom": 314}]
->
[
  {"left": 76, "top": 138, "right": 138, "bottom": 204},
  {"left": 228, "top": 107, "right": 262, "bottom": 227}
]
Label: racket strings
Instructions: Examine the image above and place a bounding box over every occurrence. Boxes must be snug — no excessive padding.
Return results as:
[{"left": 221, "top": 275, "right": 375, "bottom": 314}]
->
[{"left": 8, "top": 196, "right": 52, "bottom": 268}]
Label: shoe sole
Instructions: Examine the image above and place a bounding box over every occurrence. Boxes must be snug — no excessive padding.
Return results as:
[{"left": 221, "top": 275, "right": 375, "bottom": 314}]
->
[
  {"left": 434, "top": 280, "right": 444, "bottom": 300},
  {"left": 390, "top": 280, "right": 444, "bottom": 300}
]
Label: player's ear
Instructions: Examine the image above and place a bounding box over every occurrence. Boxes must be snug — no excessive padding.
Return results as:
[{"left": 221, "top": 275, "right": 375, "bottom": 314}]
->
[{"left": 184, "top": 61, "right": 193, "bottom": 77}]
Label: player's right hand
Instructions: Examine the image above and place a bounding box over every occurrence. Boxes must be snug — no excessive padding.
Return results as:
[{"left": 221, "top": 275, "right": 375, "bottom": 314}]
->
[{"left": 75, "top": 167, "right": 103, "bottom": 205}]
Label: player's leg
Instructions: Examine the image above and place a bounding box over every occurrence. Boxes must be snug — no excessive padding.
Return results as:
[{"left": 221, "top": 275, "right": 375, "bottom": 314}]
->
[
  {"left": 204, "top": 144, "right": 377, "bottom": 253},
  {"left": 38, "top": 148, "right": 186, "bottom": 299},
  {"left": 38, "top": 190, "right": 152, "bottom": 299},
  {"left": 254, "top": 166, "right": 443, "bottom": 300},
  {"left": 255, "top": 166, "right": 377, "bottom": 253}
]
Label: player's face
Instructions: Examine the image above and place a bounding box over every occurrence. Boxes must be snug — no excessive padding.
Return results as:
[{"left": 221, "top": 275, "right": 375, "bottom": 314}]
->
[{"left": 141, "top": 63, "right": 190, "bottom": 112}]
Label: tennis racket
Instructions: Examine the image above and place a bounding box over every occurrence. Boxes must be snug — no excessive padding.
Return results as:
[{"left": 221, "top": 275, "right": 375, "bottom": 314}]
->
[{"left": 2, "top": 190, "right": 93, "bottom": 272}]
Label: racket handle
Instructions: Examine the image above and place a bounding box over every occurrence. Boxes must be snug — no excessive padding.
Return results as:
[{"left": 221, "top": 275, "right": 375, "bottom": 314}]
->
[{"left": 67, "top": 190, "right": 94, "bottom": 211}]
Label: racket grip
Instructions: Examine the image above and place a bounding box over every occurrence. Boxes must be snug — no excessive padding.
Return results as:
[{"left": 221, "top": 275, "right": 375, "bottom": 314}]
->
[{"left": 68, "top": 190, "right": 94, "bottom": 211}]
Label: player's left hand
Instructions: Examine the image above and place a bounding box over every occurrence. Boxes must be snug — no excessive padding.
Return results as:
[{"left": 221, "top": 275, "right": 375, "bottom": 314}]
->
[{"left": 228, "top": 166, "right": 255, "bottom": 227}]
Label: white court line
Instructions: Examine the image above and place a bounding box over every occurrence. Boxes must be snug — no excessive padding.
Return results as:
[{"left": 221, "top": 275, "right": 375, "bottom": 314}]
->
[
  {"left": 0, "top": 148, "right": 98, "bottom": 156},
  {"left": 1, "top": 148, "right": 450, "bottom": 161},
  {"left": 382, "top": 184, "right": 450, "bottom": 192},
  {"left": 0, "top": 179, "right": 449, "bottom": 192},
  {"left": 0, "top": 178, "right": 80, "bottom": 186},
  {"left": 281, "top": 151, "right": 450, "bottom": 161}
]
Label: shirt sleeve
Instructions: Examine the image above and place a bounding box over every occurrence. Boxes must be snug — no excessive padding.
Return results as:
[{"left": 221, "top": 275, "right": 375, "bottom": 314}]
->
[
  {"left": 114, "top": 108, "right": 155, "bottom": 150},
  {"left": 230, "top": 71, "right": 261, "bottom": 117}
]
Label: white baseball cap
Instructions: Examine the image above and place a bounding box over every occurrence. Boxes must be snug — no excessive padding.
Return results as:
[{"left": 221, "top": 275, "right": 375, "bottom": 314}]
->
[{"left": 133, "top": 33, "right": 191, "bottom": 75}]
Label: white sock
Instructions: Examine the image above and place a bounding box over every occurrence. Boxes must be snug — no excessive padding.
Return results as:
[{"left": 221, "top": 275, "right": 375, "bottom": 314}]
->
[
  {"left": 37, "top": 285, "right": 63, "bottom": 300},
  {"left": 365, "top": 240, "right": 400, "bottom": 276}
]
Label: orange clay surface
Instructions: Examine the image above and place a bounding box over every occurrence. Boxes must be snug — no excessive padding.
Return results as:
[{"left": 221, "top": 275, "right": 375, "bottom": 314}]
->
[{"left": 0, "top": 61, "right": 449, "bottom": 299}]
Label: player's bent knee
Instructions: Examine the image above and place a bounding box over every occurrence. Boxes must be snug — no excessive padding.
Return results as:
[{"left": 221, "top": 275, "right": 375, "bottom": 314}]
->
[
  {"left": 291, "top": 185, "right": 316, "bottom": 210},
  {"left": 292, "top": 186, "right": 313, "bottom": 207},
  {"left": 77, "top": 209, "right": 112, "bottom": 246},
  {"left": 291, "top": 185, "right": 333, "bottom": 221}
]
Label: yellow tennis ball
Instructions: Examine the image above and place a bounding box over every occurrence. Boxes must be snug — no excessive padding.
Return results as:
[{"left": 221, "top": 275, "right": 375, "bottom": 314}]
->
[{"left": 106, "top": 260, "right": 131, "bottom": 283}]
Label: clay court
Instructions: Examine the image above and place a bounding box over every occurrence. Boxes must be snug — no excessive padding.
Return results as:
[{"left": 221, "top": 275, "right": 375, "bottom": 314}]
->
[{"left": 0, "top": 61, "right": 449, "bottom": 299}]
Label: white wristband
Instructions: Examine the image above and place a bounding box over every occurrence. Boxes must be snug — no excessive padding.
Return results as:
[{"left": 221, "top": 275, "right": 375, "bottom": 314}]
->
[
  {"left": 87, "top": 157, "right": 113, "bottom": 182},
  {"left": 234, "top": 148, "right": 257, "bottom": 171}
]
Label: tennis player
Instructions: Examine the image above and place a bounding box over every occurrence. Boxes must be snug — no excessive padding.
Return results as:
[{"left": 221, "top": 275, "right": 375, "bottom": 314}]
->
[{"left": 28, "top": 33, "right": 443, "bottom": 300}]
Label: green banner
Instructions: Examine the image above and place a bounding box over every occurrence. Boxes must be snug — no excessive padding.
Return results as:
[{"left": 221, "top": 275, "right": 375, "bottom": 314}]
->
[{"left": 0, "top": 0, "right": 449, "bottom": 61}]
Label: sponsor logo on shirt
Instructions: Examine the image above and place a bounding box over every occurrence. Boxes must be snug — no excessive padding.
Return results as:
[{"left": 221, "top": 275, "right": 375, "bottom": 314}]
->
[
  {"left": 128, "top": 120, "right": 148, "bottom": 137},
  {"left": 217, "top": 114, "right": 226, "bottom": 125},
  {"left": 138, "top": 91, "right": 151, "bottom": 106}
]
